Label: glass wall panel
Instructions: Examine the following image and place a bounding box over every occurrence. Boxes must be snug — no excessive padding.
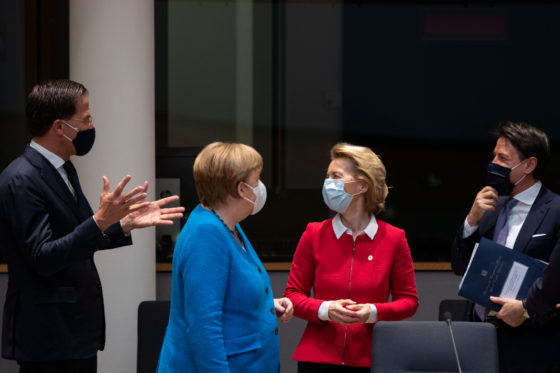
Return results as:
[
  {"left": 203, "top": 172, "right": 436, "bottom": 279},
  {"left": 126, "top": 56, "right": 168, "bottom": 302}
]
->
[{"left": 155, "top": 1, "right": 560, "bottom": 262}]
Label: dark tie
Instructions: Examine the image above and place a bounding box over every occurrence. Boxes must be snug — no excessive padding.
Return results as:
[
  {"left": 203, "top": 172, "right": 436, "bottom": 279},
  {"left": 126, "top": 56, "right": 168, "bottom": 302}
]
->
[
  {"left": 475, "top": 198, "right": 518, "bottom": 320},
  {"left": 63, "top": 161, "right": 90, "bottom": 218}
]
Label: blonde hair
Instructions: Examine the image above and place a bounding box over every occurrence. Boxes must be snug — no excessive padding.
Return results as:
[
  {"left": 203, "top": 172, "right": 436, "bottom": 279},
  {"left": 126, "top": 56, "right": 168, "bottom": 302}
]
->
[
  {"left": 193, "top": 142, "right": 263, "bottom": 208},
  {"left": 330, "top": 143, "right": 388, "bottom": 215}
]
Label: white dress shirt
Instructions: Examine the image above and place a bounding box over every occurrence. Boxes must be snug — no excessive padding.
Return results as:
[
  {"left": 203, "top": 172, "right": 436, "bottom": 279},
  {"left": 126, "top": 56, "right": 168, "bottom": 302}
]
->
[
  {"left": 463, "top": 181, "right": 542, "bottom": 249},
  {"left": 318, "top": 213, "right": 379, "bottom": 323}
]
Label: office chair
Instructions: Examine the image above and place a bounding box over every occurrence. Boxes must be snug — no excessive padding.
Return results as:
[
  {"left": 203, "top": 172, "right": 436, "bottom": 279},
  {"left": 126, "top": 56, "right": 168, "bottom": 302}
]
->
[
  {"left": 137, "top": 300, "right": 171, "bottom": 373},
  {"left": 371, "top": 321, "right": 498, "bottom": 373}
]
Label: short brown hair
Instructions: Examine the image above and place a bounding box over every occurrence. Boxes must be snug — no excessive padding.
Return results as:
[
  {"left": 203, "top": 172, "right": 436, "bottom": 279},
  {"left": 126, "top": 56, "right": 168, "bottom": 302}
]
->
[
  {"left": 495, "top": 121, "right": 550, "bottom": 180},
  {"left": 193, "top": 142, "right": 263, "bottom": 208},
  {"left": 26, "top": 79, "right": 88, "bottom": 137},
  {"left": 330, "top": 143, "right": 388, "bottom": 215}
]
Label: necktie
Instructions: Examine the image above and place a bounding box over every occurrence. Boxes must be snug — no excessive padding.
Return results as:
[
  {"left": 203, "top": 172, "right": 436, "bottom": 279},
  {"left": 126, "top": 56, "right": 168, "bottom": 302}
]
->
[
  {"left": 493, "top": 198, "right": 518, "bottom": 246},
  {"left": 475, "top": 198, "right": 518, "bottom": 321},
  {"left": 63, "top": 161, "right": 90, "bottom": 218}
]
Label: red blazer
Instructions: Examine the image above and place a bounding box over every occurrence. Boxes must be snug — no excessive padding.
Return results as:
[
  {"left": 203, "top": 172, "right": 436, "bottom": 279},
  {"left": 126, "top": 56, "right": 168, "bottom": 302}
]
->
[{"left": 284, "top": 218, "right": 418, "bottom": 367}]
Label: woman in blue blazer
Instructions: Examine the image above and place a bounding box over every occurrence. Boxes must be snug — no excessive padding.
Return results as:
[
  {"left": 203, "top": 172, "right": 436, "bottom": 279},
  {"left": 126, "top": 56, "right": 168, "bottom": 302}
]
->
[{"left": 157, "top": 142, "right": 293, "bottom": 373}]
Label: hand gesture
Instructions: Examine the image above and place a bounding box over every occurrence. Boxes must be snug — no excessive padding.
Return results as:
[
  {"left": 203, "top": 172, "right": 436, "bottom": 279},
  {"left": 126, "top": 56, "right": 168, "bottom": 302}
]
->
[
  {"left": 274, "top": 297, "right": 294, "bottom": 323},
  {"left": 328, "top": 299, "right": 363, "bottom": 326},
  {"left": 344, "top": 303, "right": 372, "bottom": 323},
  {"left": 490, "top": 296, "right": 526, "bottom": 327},
  {"left": 467, "top": 186, "right": 499, "bottom": 227},
  {"left": 93, "top": 175, "right": 149, "bottom": 232},
  {"left": 120, "top": 182, "right": 185, "bottom": 234}
]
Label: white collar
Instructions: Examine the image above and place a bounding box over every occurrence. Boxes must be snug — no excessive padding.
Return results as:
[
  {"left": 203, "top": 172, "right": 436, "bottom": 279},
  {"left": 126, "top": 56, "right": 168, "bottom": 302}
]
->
[
  {"left": 332, "top": 213, "right": 378, "bottom": 240},
  {"left": 513, "top": 180, "right": 542, "bottom": 206},
  {"left": 30, "top": 140, "right": 66, "bottom": 170}
]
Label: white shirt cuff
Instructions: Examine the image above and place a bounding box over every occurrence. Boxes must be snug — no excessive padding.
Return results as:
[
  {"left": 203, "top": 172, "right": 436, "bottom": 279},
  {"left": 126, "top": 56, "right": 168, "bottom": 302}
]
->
[
  {"left": 462, "top": 217, "right": 478, "bottom": 238},
  {"left": 367, "top": 303, "right": 377, "bottom": 323},
  {"left": 318, "top": 301, "right": 332, "bottom": 321}
]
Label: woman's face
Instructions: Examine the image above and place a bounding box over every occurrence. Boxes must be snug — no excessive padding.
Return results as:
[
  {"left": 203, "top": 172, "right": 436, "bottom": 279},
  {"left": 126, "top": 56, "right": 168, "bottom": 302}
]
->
[
  {"left": 238, "top": 168, "right": 262, "bottom": 216},
  {"left": 326, "top": 157, "right": 363, "bottom": 195}
]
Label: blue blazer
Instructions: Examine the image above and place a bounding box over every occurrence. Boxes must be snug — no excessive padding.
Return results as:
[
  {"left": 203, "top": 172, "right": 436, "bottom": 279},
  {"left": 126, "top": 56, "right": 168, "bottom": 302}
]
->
[
  {"left": 0, "top": 146, "right": 131, "bottom": 361},
  {"left": 157, "top": 204, "right": 280, "bottom": 373},
  {"left": 451, "top": 186, "right": 560, "bottom": 372}
]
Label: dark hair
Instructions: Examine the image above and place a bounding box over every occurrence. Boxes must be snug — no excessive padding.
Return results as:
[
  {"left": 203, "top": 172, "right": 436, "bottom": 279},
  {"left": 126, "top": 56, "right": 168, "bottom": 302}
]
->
[
  {"left": 495, "top": 121, "right": 551, "bottom": 180},
  {"left": 26, "top": 79, "right": 88, "bottom": 137}
]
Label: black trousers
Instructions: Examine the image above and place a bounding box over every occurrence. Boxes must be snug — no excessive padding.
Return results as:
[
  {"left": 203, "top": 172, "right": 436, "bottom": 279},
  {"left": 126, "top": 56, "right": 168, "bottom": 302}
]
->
[
  {"left": 298, "top": 361, "right": 370, "bottom": 373},
  {"left": 18, "top": 356, "right": 97, "bottom": 373}
]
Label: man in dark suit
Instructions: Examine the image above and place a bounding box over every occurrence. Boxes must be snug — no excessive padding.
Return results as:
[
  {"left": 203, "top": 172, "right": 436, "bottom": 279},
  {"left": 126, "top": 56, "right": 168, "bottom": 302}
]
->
[
  {"left": 0, "top": 79, "right": 184, "bottom": 373},
  {"left": 451, "top": 121, "right": 560, "bottom": 373}
]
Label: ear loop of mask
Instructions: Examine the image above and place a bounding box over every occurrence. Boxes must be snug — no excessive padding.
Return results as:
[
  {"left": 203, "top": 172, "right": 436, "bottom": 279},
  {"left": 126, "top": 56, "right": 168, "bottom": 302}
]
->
[
  {"left": 511, "top": 160, "right": 527, "bottom": 186},
  {"left": 61, "top": 120, "right": 78, "bottom": 142}
]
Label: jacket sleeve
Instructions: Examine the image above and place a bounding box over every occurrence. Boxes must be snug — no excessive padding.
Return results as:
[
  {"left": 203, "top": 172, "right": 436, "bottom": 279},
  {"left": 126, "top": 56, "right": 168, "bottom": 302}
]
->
[
  {"left": 5, "top": 174, "right": 120, "bottom": 277},
  {"left": 526, "top": 233, "right": 560, "bottom": 324},
  {"left": 283, "top": 224, "right": 324, "bottom": 323},
  {"left": 451, "top": 221, "right": 481, "bottom": 276},
  {"left": 182, "top": 224, "right": 231, "bottom": 372},
  {"left": 100, "top": 222, "right": 132, "bottom": 250},
  {"left": 376, "top": 231, "right": 419, "bottom": 321}
]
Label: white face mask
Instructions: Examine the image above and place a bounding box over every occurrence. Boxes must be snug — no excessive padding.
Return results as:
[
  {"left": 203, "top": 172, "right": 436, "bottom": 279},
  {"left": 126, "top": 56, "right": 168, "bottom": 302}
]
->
[{"left": 243, "top": 180, "right": 267, "bottom": 215}]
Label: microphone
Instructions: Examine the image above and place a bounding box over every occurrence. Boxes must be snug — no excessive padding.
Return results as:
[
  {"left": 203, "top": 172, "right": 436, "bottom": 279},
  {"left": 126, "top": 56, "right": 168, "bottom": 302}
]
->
[{"left": 444, "top": 312, "right": 463, "bottom": 373}]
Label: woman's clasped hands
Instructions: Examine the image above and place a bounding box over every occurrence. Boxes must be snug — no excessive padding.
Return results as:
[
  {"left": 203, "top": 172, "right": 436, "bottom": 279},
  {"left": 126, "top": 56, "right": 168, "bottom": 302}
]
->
[{"left": 328, "top": 299, "right": 371, "bottom": 326}]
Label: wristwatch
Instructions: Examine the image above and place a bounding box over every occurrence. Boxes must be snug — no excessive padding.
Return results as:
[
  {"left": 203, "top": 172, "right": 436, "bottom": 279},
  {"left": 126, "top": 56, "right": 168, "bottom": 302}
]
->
[{"left": 521, "top": 299, "right": 530, "bottom": 319}]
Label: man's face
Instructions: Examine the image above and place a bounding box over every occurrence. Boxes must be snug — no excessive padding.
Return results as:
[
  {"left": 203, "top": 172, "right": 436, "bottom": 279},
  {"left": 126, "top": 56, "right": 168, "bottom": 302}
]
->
[
  {"left": 492, "top": 137, "right": 522, "bottom": 169},
  {"left": 62, "top": 95, "right": 93, "bottom": 156},
  {"left": 491, "top": 136, "right": 528, "bottom": 186}
]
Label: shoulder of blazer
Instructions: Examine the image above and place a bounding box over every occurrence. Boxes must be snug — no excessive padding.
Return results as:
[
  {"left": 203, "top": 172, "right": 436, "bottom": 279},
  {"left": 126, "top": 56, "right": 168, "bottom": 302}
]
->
[
  {"left": 376, "top": 219, "right": 406, "bottom": 240},
  {"left": 21, "top": 146, "right": 82, "bottom": 215},
  {"left": 536, "top": 186, "right": 560, "bottom": 207},
  {"left": 22, "top": 146, "right": 51, "bottom": 171}
]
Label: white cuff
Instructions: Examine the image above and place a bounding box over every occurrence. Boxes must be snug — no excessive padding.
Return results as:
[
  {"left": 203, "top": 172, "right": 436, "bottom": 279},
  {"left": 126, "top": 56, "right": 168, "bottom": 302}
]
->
[
  {"left": 318, "top": 301, "right": 332, "bottom": 321},
  {"left": 462, "top": 217, "right": 478, "bottom": 238},
  {"left": 367, "top": 303, "right": 377, "bottom": 323}
]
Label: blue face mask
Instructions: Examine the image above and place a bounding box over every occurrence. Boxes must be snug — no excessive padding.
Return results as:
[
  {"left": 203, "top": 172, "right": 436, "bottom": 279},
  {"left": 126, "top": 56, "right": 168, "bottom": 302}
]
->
[{"left": 322, "top": 178, "right": 361, "bottom": 214}]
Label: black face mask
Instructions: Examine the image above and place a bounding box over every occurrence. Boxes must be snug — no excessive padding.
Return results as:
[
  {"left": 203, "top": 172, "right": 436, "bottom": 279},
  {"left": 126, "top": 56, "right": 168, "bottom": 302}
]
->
[
  {"left": 487, "top": 161, "right": 525, "bottom": 196},
  {"left": 488, "top": 162, "right": 514, "bottom": 196},
  {"left": 62, "top": 120, "right": 96, "bottom": 156}
]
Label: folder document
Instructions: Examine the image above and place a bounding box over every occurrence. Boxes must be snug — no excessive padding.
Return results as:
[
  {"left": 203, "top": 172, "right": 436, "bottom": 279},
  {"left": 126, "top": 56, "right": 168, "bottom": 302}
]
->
[{"left": 458, "top": 237, "right": 547, "bottom": 311}]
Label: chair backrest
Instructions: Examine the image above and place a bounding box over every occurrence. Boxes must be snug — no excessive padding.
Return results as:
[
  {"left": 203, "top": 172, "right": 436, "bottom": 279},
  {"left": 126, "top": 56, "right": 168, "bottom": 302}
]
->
[
  {"left": 371, "top": 321, "right": 498, "bottom": 373},
  {"left": 137, "top": 300, "right": 171, "bottom": 373},
  {"left": 439, "top": 299, "right": 474, "bottom": 321}
]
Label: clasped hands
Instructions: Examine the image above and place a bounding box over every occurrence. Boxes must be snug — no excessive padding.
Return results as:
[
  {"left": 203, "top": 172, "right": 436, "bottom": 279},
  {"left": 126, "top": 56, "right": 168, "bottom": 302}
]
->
[
  {"left": 92, "top": 175, "right": 184, "bottom": 233},
  {"left": 328, "top": 299, "right": 371, "bottom": 326}
]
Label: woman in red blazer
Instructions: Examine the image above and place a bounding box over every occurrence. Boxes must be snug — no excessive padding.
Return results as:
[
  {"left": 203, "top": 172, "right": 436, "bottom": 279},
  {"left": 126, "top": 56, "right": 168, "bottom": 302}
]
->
[{"left": 284, "top": 143, "right": 419, "bottom": 372}]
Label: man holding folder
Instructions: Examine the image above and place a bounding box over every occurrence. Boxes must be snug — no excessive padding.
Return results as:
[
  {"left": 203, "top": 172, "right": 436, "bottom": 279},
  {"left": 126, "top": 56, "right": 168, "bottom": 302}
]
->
[{"left": 451, "top": 121, "right": 560, "bottom": 373}]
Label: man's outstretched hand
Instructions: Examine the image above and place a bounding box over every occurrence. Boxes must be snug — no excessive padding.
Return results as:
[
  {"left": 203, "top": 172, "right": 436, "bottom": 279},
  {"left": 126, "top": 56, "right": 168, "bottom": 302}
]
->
[{"left": 120, "top": 181, "right": 184, "bottom": 234}]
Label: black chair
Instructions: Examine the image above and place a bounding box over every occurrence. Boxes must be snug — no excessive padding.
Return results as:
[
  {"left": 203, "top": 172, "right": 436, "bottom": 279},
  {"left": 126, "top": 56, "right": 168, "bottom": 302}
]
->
[
  {"left": 371, "top": 321, "right": 498, "bottom": 373},
  {"left": 137, "top": 300, "right": 171, "bottom": 373},
  {"left": 439, "top": 299, "right": 474, "bottom": 321}
]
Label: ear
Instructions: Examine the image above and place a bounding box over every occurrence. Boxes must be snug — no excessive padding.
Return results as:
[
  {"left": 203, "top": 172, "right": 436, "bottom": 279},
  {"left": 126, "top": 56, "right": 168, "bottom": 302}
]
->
[
  {"left": 236, "top": 181, "right": 245, "bottom": 199},
  {"left": 51, "top": 119, "right": 65, "bottom": 135},
  {"left": 359, "top": 179, "right": 369, "bottom": 193},
  {"left": 525, "top": 157, "right": 538, "bottom": 175}
]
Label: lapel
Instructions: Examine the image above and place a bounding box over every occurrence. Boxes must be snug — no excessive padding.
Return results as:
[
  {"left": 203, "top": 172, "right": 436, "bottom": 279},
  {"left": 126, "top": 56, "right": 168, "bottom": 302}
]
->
[
  {"left": 24, "top": 146, "right": 83, "bottom": 222},
  {"left": 236, "top": 225, "right": 265, "bottom": 272},
  {"left": 479, "top": 196, "right": 508, "bottom": 238},
  {"left": 513, "top": 186, "right": 552, "bottom": 253}
]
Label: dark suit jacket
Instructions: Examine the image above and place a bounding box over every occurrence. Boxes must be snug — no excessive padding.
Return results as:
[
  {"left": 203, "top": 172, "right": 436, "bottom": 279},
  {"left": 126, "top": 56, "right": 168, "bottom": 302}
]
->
[
  {"left": 451, "top": 185, "right": 560, "bottom": 372},
  {"left": 0, "top": 146, "right": 132, "bottom": 361}
]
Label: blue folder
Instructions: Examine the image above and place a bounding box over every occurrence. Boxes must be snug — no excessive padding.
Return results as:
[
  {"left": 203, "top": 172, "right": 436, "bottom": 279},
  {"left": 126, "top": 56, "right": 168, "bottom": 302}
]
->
[{"left": 458, "top": 237, "right": 547, "bottom": 311}]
